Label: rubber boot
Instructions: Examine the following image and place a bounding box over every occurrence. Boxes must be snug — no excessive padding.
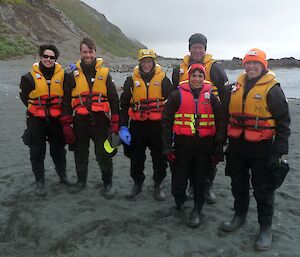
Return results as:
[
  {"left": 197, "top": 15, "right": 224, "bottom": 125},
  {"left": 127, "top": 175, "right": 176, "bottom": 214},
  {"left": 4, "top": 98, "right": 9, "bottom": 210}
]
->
[
  {"left": 221, "top": 213, "right": 247, "bottom": 232},
  {"left": 59, "top": 177, "right": 74, "bottom": 186},
  {"left": 125, "top": 183, "right": 142, "bottom": 199},
  {"left": 255, "top": 226, "right": 272, "bottom": 251},
  {"left": 204, "top": 186, "right": 217, "bottom": 204},
  {"left": 154, "top": 184, "right": 166, "bottom": 201},
  {"left": 53, "top": 156, "right": 73, "bottom": 186},
  {"left": 187, "top": 204, "right": 202, "bottom": 228},
  {"left": 69, "top": 181, "right": 86, "bottom": 194},
  {"left": 102, "top": 183, "right": 116, "bottom": 199},
  {"left": 174, "top": 198, "right": 184, "bottom": 211},
  {"left": 175, "top": 204, "right": 182, "bottom": 211},
  {"left": 34, "top": 181, "right": 47, "bottom": 197},
  {"left": 56, "top": 169, "right": 74, "bottom": 186}
]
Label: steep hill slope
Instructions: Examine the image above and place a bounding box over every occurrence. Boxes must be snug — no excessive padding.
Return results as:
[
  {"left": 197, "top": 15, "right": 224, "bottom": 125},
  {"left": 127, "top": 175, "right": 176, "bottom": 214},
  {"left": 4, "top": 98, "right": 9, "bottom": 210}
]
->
[{"left": 0, "top": 0, "right": 145, "bottom": 60}]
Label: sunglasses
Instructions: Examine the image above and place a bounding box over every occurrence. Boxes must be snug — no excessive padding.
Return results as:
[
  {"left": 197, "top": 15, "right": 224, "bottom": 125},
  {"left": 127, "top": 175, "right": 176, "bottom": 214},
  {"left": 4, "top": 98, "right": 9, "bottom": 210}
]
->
[{"left": 42, "top": 54, "right": 56, "bottom": 60}]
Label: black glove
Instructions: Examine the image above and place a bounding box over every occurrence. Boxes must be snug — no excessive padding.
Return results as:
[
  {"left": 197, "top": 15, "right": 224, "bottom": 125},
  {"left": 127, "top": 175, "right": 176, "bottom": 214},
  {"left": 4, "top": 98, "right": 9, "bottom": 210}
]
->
[
  {"left": 266, "top": 153, "right": 282, "bottom": 170},
  {"left": 273, "top": 159, "right": 289, "bottom": 189},
  {"left": 123, "top": 144, "right": 132, "bottom": 158},
  {"left": 22, "top": 128, "right": 32, "bottom": 146},
  {"left": 267, "top": 153, "right": 289, "bottom": 190},
  {"left": 213, "top": 143, "right": 224, "bottom": 162}
]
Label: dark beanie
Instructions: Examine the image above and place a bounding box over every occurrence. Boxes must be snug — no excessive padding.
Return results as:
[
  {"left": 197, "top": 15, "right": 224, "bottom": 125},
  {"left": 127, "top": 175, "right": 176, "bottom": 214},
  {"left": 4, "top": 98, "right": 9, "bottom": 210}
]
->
[{"left": 188, "top": 33, "right": 207, "bottom": 50}]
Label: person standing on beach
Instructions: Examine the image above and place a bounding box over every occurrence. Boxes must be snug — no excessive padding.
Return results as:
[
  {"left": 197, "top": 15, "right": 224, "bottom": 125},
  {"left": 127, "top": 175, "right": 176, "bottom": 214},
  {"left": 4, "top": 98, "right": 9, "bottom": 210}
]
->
[
  {"left": 162, "top": 63, "right": 225, "bottom": 227},
  {"left": 172, "top": 33, "right": 229, "bottom": 204},
  {"left": 221, "top": 48, "right": 290, "bottom": 250},
  {"left": 62, "top": 37, "right": 119, "bottom": 198},
  {"left": 119, "top": 49, "right": 173, "bottom": 200},
  {"left": 20, "top": 44, "right": 73, "bottom": 197}
]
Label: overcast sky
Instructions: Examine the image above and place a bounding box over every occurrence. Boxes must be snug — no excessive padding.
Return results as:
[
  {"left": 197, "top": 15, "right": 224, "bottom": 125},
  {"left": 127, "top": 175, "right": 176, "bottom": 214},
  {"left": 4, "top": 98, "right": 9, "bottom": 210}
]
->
[{"left": 82, "top": 0, "right": 300, "bottom": 59}]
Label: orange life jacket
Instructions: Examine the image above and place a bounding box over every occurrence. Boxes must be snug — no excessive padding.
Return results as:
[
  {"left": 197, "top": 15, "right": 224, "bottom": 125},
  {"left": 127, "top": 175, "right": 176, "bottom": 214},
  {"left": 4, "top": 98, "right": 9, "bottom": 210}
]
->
[
  {"left": 173, "top": 81, "right": 216, "bottom": 137},
  {"left": 71, "top": 58, "right": 110, "bottom": 115},
  {"left": 28, "top": 63, "right": 64, "bottom": 118},
  {"left": 128, "top": 64, "right": 166, "bottom": 121},
  {"left": 227, "top": 71, "right": 277, "bottom": 142},
  {"left": 179, "top": 54, "right": 218, "bottom": 96}
]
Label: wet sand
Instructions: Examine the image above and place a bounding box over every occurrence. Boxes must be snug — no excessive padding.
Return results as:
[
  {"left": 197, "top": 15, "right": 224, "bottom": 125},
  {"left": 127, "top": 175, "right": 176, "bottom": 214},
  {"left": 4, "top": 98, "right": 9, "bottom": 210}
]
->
[{"left": 0, "top": 57, "right": 299, "bottom": 257}]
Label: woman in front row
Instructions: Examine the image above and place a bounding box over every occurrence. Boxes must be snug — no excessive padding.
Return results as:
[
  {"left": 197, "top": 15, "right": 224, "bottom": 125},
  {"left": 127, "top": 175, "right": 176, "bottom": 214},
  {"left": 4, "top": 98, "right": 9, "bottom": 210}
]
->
[{"left": 162, "top": 63, "right": 225, "bottom": 227}]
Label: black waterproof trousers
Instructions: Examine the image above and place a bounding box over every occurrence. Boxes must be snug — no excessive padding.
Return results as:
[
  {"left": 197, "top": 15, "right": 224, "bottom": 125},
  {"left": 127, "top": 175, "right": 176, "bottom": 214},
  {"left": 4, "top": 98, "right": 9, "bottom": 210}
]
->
[
  {"left": 73, "top": 112, "right": 113, "bottom": 186},
  {"left": 128, "top": 120, "right": 167, "bottom": 186},
  {"left": 172, "top": 135, "right": 213, "bottom": 207},
  {"left": 226, "top": 137, "right": 274, "bottom": 227},
  {"left": 26, "top": 114, "right": 66, "bottom": 183}
]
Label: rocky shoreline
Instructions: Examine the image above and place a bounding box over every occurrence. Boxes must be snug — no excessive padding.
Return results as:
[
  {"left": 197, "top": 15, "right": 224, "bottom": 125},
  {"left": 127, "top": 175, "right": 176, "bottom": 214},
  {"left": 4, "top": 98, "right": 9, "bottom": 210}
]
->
[
  {"left": 1, "top": 54, "right": 300, "bottom": 74},
  {"left": 219, "top": 57, "right": 300, "bottom": 70},
  {"left": 107, "top": 56, "right": 300, "bottom": 73}
]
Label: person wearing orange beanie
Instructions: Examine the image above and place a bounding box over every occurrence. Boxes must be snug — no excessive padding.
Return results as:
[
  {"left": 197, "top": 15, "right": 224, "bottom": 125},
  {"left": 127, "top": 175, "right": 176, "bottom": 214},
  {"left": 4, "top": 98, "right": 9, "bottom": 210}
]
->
[{"left": 221, "top": 48, "right": 291, "bottom": 251}]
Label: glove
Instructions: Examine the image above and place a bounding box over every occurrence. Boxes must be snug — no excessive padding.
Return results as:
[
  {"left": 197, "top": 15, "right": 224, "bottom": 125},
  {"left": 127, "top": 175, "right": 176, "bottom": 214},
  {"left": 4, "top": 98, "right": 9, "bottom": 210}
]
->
[
  {"left": 273, "top": 159, "right": 289, "bottom": 189},
  {"left": 167, "top": 152, "right": 176, "bottom": 162},
  {"left": 69, "top": 63, "right": 77, "bottom": 71},
  {"left": 212, "top": 143, "right": 224, "bottom": 165},
  {"left": 119, "top": 126, "right": 131, "bottom": 145},
  {"left": 266, "top": 153, "right": 282, "bottom": 170},
  {"left": 22, "top": 128, "right": 32, "bottom": 146},
  {"left": 110, "top": 114, "right": 119, "bottom": 135},
  {"left": 59, "top": 115, "right": 75, "bottom": 145}
]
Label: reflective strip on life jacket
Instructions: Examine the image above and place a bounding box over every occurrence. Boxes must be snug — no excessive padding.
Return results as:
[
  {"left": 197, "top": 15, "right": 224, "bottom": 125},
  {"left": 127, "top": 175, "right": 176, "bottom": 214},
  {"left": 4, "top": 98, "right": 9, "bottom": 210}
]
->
[{"left": 172, "top": 82, "right": 216, "bottom": 137}]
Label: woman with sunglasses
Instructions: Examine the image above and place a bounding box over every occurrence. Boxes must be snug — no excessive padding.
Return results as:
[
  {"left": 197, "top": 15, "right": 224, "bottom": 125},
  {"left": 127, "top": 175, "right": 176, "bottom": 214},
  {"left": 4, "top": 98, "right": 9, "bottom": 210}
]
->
[{"left": 19, "top": 44, "right": 73, "bottom": 197}]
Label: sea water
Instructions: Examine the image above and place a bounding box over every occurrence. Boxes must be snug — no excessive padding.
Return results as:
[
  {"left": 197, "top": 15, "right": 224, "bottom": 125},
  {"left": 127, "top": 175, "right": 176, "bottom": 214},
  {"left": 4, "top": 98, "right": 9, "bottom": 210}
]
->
[
  {"left": 111, "top": 68, "right": 300, "bottom": 99},
  {"left": 0, "top": 62, "right": 299, "bottom": 99}
]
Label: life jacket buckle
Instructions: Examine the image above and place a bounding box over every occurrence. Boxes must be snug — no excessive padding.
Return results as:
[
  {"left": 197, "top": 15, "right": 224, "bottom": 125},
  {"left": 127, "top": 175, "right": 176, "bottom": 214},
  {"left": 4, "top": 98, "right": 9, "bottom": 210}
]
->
[
  {"left": 79, "top": 94, "right": 84, "bottom": 106},
  {"left": 254, "top": 116, "right": 259, "bottom": 129},
  {"left": 156, "top": 99, "right": 160, "bottom": 109},
  {"left": 137, "top": 101, "right": 141, "bottom": 111}
]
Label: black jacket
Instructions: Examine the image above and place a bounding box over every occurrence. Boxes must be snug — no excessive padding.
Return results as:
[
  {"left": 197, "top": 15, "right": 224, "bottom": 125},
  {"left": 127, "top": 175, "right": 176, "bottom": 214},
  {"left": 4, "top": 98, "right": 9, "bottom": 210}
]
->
[
  {"left": 223, "top": 78, "right": 291, "bottom": 155},
  {"left": 162, "top": 84, "right": 226, "bottom": 154},
  {"left": 119, "top": 68, "right": 173, "bottom": 127},
  {"left": 62, "top": 61, "right": 119, "bottom": 116},
  {"left": 172, "top": 60, "right": 228, "bottom": 103}
]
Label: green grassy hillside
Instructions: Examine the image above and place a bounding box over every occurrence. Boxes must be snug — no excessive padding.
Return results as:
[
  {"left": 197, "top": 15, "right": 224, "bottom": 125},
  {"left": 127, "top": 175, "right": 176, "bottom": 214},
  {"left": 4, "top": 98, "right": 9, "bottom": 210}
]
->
[
  {"left": 0, "top": 23, "right": 36, "bottom": 59},
  {"left": 52, "top": 0, "right": 144, "bottom": 58},
  {"left": 0, "top": 0, "right": 25, "bottom": 3}
]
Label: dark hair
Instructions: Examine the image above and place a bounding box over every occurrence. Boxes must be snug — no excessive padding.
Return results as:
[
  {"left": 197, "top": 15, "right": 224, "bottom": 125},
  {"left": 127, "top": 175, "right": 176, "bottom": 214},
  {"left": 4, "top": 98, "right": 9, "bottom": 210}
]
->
[
  {"left": 39, "top": 44, "right": 60, "bottom": 59},
  {"left": 80, "top": 37, "right": 96, "bottom": 51}
]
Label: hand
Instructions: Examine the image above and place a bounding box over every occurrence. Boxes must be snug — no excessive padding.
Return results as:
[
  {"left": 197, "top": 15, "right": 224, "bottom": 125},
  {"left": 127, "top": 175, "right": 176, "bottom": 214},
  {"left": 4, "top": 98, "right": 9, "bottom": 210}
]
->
[
  {"left": 110, "top": 114, "right": 119, "bottom": 135},
  {"left": 212, "top": 143, "right": 224, "bottom": 164},
  {"left": 59, "top": 115, "right": 75, "bottom": 145},
  {"left": 167, "top": 152, "right": 176, "bottom": 162},
  {"left": 119, "top": 126, "right": 131, "bottom": 145},
  {"left": 267, "top": 153, "right": 282, "bottom": 170}
]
